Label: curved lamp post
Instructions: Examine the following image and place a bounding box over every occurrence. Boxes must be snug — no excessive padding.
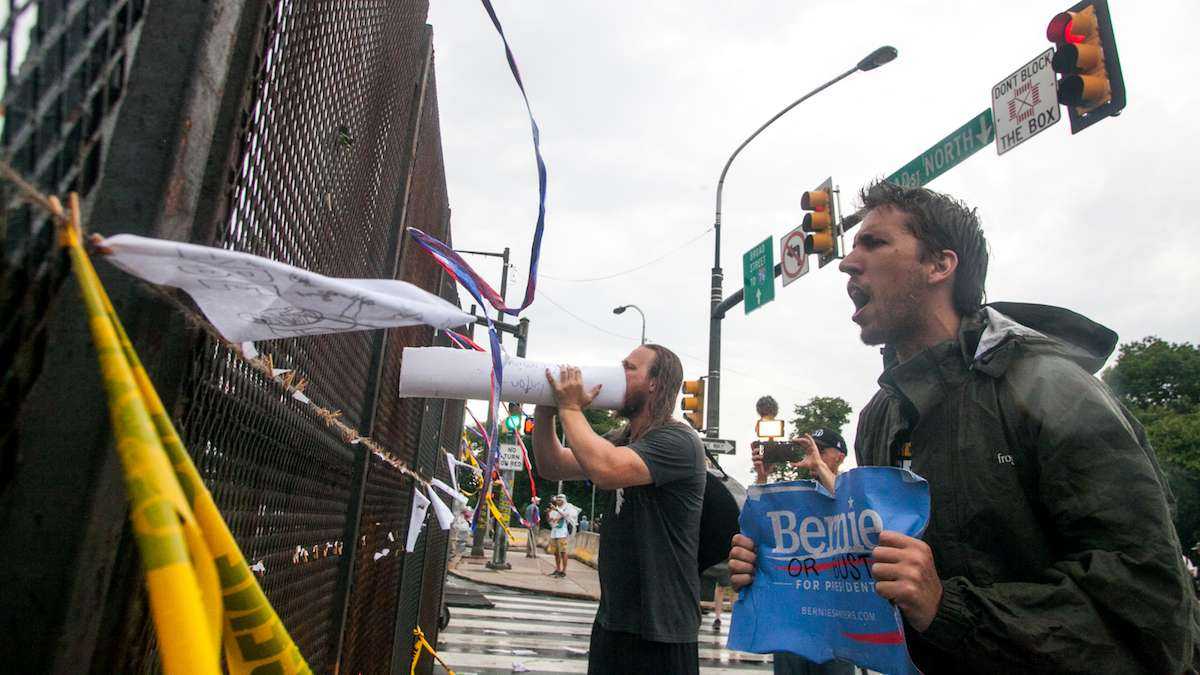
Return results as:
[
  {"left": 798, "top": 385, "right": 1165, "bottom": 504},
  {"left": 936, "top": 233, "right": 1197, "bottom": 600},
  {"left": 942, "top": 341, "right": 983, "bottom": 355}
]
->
[
  {"left": 704, "top": 46, "right": 898, "bottom": 439},
  {"left": 613, "top": 304, "right": 647, "bottom": 345}
]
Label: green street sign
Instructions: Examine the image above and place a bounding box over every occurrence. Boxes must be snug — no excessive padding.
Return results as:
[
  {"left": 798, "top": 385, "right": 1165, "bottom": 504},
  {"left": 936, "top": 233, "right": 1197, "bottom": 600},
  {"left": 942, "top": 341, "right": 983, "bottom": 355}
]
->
[
  {"left": 743, "top": 236, "right": 775, "bottom": 315},
  {"left": 887, "top": 109, "right": 995, "bottom": 189}
]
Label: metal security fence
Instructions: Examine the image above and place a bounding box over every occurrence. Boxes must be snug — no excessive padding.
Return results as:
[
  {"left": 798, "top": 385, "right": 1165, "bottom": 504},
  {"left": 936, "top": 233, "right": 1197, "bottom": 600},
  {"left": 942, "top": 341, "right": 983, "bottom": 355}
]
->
[{"left": 0, "top": 1, "right": 463, "bottom": 672}]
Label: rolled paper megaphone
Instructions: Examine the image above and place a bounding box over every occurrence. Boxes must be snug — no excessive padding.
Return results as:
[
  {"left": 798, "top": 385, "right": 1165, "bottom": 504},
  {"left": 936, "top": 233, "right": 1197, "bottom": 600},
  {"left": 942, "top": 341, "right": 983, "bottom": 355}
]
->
[{"left": 398, "top": 346, "right": 627, "bottom": 410}]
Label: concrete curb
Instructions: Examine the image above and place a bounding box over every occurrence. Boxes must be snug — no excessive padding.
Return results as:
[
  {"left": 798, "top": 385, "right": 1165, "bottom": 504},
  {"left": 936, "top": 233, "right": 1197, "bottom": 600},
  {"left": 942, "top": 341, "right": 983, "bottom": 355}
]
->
[{"left": 447, "top": 567, "right": 600, "bottom": 602}]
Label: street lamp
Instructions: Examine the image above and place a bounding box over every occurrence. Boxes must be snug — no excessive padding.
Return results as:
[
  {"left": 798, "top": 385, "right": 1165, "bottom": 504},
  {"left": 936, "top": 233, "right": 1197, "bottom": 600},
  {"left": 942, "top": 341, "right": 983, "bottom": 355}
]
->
[
  {"left": 613, "top": 304, "right": 647, "bottom": 345},
  {"left": 705, "top": 45, "right": 898, "bottom": 440}
]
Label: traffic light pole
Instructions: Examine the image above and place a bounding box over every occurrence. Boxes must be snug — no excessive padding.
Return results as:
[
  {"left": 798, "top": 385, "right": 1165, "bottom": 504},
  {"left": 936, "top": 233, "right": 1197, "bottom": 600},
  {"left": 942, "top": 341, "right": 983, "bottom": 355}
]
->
[
  {"left": 460, "top": 247, "right": 510, "bottom": 560},
  {"left": 704, "top": 49, "right": 896, "bottom": 438},
  {"left": 488, "top": 315, "right": 529, "bottom": 571}
]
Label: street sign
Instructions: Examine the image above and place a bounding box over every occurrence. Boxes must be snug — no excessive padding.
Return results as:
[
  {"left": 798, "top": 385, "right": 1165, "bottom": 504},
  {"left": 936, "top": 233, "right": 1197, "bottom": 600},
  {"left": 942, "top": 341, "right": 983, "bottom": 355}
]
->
[
  {"left": 992, "top": 49, "right": 1061, "bottom": 156},
  {"left": 498, "top": 443, "right": 524, "bottom": 471},
  {"left": 886, "top": 109, "right": 995, "bottom": 188},
  {"left": 743, "top": 236, "right": 774, "bottom": 314},
  {"left": 702, "top": 438, "right": 736, "bottom": 455},
  {"left": 780, "top": 226, "right": 809, "bottom": 287}
]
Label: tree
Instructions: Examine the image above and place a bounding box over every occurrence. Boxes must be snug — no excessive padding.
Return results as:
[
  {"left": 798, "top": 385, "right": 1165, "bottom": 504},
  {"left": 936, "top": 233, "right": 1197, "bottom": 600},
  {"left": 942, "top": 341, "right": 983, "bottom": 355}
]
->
[
  {"left": 1102, "top": 337, "right": 1200, "bottom": 547},
  {"left": 765, "top": 396, "right": 853, "bottom": 482},
  {"left": 1102, "top": 336, "right": 1200, "bottom": 411},
  {"left": 789, "top": 396, "right": 853, "bottom": 439}
]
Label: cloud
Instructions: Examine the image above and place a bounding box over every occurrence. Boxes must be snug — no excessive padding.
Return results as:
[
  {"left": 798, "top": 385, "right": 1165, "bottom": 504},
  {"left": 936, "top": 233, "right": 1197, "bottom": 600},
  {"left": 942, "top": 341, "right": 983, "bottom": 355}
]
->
[{"left": 433, "top": 0, "right": 1200, "bottom": 483}]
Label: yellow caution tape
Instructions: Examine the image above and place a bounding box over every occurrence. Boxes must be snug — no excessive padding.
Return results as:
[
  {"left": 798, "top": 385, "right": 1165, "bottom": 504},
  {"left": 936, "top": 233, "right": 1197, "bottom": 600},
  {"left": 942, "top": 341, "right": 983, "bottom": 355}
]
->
[
  {"left": 57, "top": 194, "right": 310, "bottom": 674},
  {"left": 57, "top": 195, "right": 220, "bottom": 674}
]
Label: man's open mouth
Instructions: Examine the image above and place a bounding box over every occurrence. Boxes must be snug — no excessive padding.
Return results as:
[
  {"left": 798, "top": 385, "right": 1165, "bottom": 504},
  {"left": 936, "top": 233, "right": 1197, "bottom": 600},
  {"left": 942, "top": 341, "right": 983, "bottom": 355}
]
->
[{"left": 848, "top": 284, "right": 870, "bottom": 320}]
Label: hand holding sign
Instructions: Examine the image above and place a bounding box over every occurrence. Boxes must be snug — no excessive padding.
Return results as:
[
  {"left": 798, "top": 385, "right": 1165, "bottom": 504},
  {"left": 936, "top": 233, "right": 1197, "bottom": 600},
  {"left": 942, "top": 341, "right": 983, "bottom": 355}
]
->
[
  {"left": 870, "top": 531, "right": 943, "bottom": 632},
  {"left": 728, "top": 468, "right": 929, "bottom": 674}
]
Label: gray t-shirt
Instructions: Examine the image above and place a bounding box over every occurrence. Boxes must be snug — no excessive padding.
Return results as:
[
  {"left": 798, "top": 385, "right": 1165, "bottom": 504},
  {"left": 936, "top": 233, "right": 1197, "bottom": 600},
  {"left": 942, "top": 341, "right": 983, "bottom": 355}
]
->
[{"left": 595, "top": 422, "right": 706, "bottom": 642}]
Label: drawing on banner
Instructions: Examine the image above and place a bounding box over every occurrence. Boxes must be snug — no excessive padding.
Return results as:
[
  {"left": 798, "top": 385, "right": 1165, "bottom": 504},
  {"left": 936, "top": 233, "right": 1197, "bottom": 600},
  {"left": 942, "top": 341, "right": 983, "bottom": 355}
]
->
[{"left": 99, "top": 234, "right": 473, "bottom": 342}]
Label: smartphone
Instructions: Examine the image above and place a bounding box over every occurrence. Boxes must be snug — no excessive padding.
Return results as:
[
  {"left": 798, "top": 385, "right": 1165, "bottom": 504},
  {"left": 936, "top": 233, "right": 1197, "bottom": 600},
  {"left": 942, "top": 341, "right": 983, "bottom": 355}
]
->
[{"left": 760, "top": 440, "right": 804, "bottom": 464}]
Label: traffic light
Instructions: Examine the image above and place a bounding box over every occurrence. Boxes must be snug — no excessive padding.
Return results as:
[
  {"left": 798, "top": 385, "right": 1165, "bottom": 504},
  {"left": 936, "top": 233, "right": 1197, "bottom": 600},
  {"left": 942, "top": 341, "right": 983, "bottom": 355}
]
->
[
  {"left": 681, "top": 379, "right": 705, "bottom": 431},
  {"left": 523, "top": 417, "right": 535, "bottom": 435},
  {"left": 801, "top": 177, "right": 838, "bottom": 268},
  {"left": 1047, "top": 0, "right": 1125, "bottom": 134}
]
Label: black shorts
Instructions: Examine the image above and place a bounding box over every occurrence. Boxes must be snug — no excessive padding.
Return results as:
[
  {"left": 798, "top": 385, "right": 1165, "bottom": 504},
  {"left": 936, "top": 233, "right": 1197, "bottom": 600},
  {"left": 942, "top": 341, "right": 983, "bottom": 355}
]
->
[{"left": 587, "top": 623, "right": 698, "bottom": 675}]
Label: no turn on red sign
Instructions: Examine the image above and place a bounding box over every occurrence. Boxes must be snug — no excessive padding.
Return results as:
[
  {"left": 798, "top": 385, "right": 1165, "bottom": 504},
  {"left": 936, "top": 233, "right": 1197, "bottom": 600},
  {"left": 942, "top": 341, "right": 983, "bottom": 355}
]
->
[{"left": 780, "top": 226, "right": 809, "bottom": 287}]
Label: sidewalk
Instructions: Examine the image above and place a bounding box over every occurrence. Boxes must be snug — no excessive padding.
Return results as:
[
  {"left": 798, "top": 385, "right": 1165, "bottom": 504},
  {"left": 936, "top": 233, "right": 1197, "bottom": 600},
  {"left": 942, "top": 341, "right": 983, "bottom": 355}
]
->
[{"left": 448, "top": 532, "right": 601, "bottom": 601}]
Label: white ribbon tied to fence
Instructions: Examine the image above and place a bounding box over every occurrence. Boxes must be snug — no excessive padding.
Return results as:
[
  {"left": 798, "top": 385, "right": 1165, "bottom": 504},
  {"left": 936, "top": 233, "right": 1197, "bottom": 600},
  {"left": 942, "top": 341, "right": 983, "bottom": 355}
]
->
[{"left": 99, "top": 234, "right": 473, "bottom": 343}]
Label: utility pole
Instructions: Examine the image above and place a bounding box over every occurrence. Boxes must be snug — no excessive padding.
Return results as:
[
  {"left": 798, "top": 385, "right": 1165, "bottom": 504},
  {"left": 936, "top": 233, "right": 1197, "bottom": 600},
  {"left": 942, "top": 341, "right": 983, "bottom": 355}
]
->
[{"left": 465, "top": 247, "right": 510, "bottom": 559}]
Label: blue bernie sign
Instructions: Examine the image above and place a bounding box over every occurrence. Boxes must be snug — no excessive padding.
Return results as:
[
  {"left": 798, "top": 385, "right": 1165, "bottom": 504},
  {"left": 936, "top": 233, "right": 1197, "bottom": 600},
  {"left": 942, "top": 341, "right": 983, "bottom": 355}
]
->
[{"left": 728, "top": 467, "right": 930, "bottom": 674}]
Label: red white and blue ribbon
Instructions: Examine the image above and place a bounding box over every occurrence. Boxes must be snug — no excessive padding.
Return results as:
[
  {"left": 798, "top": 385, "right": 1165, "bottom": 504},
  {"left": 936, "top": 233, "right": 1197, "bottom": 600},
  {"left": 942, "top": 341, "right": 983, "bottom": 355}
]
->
[{"left": 411, "top": 0, "right": 551, "bottom": 532}]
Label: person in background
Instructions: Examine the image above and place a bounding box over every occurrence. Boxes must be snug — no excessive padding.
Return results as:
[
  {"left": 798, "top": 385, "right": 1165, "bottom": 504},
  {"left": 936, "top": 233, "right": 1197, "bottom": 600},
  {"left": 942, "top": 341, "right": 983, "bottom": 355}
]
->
[
  {"left": 579, "top": 514, "right": 590, "bottom": 533},
  {"left": 523, "top": 496, "right": 541, "bottom": 559},
  {"left": 547, "top": 494, "right": 571, "bottom": 577}
]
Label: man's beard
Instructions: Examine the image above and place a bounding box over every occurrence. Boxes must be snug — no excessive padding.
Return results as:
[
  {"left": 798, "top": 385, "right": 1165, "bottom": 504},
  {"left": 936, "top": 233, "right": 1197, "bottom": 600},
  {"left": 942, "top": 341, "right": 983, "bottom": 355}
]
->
[
  {"left": 859, "top": 271, "right": 927, "bottom": 347},
  {"left": 618, "top": 388, "right": 648, "bottom": 419}
]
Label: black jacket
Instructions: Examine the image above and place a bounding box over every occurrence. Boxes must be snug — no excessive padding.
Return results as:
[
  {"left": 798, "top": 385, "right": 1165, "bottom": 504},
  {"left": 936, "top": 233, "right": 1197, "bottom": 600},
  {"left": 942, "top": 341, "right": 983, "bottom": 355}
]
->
[{"left": 856, "top": 303, "right": 1198, "bottom": 673}]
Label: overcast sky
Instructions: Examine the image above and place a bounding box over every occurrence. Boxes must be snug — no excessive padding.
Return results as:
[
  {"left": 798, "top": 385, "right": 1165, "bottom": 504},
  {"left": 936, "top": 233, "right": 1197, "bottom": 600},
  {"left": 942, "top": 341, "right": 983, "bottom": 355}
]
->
[{"left": 427, "top": 1, "right": 1200, "bottom": 485}]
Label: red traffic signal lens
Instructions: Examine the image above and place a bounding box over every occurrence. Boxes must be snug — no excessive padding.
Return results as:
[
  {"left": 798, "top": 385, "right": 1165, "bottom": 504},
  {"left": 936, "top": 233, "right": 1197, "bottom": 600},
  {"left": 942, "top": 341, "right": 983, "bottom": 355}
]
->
[
  {"left": 1047, "top": 12, "right": 1086, "bottom": 44},
  {"left": 523, "top": 418, "right": 535, "bottom": 434}
]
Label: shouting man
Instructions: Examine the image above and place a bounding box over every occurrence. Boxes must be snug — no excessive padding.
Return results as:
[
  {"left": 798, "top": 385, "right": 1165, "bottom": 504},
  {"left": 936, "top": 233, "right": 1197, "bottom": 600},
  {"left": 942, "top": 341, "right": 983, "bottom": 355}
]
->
[
  {"left": 534, "top": 344, "right": 705, "bottom": 674},
  {"left": 730, "top": 181, "right": 1198, "bottom": 672}
]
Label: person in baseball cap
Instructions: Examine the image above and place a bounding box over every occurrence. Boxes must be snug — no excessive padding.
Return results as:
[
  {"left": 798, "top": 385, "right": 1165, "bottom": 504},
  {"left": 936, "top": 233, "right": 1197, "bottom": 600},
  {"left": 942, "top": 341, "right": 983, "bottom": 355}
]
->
[{"left": 809, "top": 427, "right": 849, "bottom": 456}]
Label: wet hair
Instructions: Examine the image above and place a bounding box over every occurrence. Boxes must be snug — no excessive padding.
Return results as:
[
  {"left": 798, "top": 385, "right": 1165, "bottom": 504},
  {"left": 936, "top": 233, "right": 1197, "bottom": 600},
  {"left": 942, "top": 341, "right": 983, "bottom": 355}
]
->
[
  {"left": 860, "top": 180, "right": 990, "bottom": 315},
  {"left": 635, "top": 344, "right": 684, "bottom": 440},
  {"left": 755, "top": 396, "right": 779, "bottom": 418}
]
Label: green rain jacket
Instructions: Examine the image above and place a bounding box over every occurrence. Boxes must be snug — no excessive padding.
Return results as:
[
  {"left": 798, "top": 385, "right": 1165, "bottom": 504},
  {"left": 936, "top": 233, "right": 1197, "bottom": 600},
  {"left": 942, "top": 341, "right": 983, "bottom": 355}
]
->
[{"left": 856, "top": 302, "right": 1199, "bottom": 673}]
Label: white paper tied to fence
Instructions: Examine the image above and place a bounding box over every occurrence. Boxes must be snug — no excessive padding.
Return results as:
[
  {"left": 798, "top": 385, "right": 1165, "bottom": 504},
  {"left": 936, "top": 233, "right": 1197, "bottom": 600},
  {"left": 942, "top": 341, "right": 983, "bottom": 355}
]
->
[
  {"left": 99, "top": 234, "right": 474, "bottom": 343},
  {"left": 407, "top": 488, "right": 432, "bottom": 552},
  {"left": 398, "top": 347, "right": 627, "bottom": 409},
  {"left": 427, "top": 485, "right": 454, "bottom": 531}
]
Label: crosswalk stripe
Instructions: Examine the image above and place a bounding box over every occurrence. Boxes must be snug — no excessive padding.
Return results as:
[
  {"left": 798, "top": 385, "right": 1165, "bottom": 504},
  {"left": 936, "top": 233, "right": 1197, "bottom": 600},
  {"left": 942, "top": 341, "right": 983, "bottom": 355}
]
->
[
  {"left": 482, "top": 594, "right": 598, "bottom": 611},
  {"left": 438, "top": 651, "right": 772, "bottom": 674},
  {"left": 437, "top": 634, "right": 771, "bottom": 664},
  {"left": 439, "top": 627, "right": 737, "bottom": 652},
  {"left": 452, "top": 606, "right": 596, "bottom": 625},
  {"left": 487, "top": 601, "right": 597, "bottom": 616}
]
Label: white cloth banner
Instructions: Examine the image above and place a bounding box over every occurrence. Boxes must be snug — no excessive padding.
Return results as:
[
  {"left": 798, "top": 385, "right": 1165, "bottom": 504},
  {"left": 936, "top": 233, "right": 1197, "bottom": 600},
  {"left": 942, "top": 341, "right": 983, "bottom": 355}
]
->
[
  {"left": 431, "top": 477, "right": 468, "bottom": 506},
  {"left": 407, "top": 488, "right": 431, "bottom": 552},
  {"left": 399, "top": 347, "right": 627, "bottom": 409},
  {"left": 427, "top": 485, "right": 454, "bottom": 531},
  {"left": 99, "top": 234, "right": 473, "bottom": 343}
]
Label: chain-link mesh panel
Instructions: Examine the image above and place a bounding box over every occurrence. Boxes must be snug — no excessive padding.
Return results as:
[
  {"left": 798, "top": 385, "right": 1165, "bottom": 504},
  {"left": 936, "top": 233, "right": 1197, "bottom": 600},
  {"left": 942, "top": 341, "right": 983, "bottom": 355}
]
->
[
  {"left": 213, "top": 0, "right": 431, "bottom": 428},
  {"left": 338, "top": 453, "right": 414, "bottom": 674},
  {"left": 0, "top": 0, "right": 147, "bottom": 490},
  {"left": 182, "top": 341, "right": 357, "bottom": 668}
]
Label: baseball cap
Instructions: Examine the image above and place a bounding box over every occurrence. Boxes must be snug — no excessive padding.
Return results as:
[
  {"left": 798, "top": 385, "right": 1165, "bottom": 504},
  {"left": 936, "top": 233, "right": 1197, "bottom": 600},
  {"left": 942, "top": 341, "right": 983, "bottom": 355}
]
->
[{"left": 810, "top": 428, "right": 848, "bottom": 454}]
